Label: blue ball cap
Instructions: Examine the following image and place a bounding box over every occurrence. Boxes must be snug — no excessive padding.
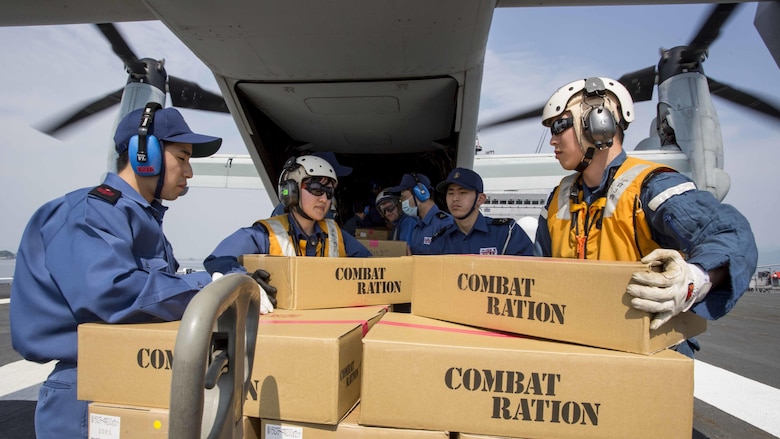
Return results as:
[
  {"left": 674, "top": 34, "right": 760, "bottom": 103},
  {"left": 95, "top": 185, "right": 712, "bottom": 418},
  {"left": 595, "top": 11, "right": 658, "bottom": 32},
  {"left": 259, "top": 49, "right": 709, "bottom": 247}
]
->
[
  {"left": 312, "top": 151, "right": 352, "bottom": 177},
  {"left": 388, "top": 173, "right": 433, "bottom": 195},
  {"left": 436, "top": 167, "right": 483, "bottom": 193},
  {"left": 114, "top": 107, "right": 222, "bottom": 158}
]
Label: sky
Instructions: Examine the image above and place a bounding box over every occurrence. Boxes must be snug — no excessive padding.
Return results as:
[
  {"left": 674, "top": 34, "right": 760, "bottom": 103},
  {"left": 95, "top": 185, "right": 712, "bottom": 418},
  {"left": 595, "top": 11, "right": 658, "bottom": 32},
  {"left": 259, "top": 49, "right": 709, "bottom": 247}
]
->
[{"left": 0, "top": 3, "right": 779, "bottom": 266}]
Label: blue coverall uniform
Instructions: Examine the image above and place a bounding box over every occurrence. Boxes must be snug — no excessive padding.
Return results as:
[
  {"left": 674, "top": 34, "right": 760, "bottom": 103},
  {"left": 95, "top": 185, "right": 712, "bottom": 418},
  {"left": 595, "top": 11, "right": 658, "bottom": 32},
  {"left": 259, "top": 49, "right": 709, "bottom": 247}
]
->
[
  {"left": 390, "top": 213, "right": 417, "bottom": 248},
  {"left": 439, "top": 214, "right": 534, "bottom": 256},
  {"left": 203, "top": 212, "right": 371, "bottom": 275},
  {"left": 409, "top": 205, "right": 454, "bottom": 255},
  {"left": 10, "top": 173, "right": 211, "bottom": 438},
  {"left": 535, "top": 150, "right": 758, "bottom": 356}
]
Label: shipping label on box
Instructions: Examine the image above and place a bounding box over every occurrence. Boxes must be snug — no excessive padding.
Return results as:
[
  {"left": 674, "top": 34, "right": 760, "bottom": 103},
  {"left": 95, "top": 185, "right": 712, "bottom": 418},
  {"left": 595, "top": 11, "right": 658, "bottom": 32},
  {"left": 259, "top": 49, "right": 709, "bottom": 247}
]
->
[
  {"left": 240, "top": 255, "right": 412, "bottom": 309},
  {"left": 260, "top": 402, "right": 450, "bottom": 438},
  {"left": 360, "top": 313, "right": 694, "bottom": 439},
  {"left": 357, "top": 239, "right": 409, "bottom": 257},
  {"left": 78, "top": 306, "right": 386, "bottom": 415},
  {"left": 88, "top": 403, "right": 169, "bottom": 439},
  {"left": 354, "top": 228, "right": 390, "bottom": 240},
  {"left": 411, "top": 255, "right": 706, "bottom": 354},
  {"left": 245, "top": 307, "right": 386, "bottom": 424}
]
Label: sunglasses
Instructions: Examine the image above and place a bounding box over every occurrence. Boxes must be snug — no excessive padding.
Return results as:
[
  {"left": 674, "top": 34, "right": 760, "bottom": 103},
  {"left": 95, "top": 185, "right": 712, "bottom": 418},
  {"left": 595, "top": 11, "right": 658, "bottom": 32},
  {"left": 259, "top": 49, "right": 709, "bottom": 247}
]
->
[
  {"left": 302, "top": 179, "right": 335, "bottom": 199},
  {"left": 550, "top": 117, "right": 574, "bottom": 136},
  {"left": 380, "top": 203, "right": 398, "bottom": 215}
]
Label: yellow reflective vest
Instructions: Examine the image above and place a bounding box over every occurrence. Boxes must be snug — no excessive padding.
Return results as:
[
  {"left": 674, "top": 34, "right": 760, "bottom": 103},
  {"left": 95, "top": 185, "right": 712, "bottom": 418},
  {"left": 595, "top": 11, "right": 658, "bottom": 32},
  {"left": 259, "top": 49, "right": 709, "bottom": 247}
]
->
[
  {"left": 256, "top": 215, "right": 347, "bottom": 257},
  {"left": 546, "top": 157, "right": 668, "bottom": 261}
]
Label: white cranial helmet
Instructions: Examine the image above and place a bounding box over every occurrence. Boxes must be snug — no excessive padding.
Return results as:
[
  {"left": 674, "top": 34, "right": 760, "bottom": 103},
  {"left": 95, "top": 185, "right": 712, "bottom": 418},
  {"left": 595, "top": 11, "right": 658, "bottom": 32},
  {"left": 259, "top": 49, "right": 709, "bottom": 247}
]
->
[
  {"left": 542, "top": 77, "right": 635, "bottom": 128},
  {"left": 283, "top": 155, "right": 338, "bottom": 187},
  {"left": 541, "top": 77, "right": 636, "bottom": 153}
]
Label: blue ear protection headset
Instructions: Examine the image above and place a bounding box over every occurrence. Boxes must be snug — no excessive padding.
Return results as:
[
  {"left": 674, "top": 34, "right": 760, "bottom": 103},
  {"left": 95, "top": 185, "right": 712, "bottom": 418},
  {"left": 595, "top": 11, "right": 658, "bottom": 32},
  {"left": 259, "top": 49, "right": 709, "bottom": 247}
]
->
[
  {"left": 411, "top": 172, "right": 430, "bottom": 202},
  {"left": 129, "top": 102, "right": 163, "bottom": 176}
]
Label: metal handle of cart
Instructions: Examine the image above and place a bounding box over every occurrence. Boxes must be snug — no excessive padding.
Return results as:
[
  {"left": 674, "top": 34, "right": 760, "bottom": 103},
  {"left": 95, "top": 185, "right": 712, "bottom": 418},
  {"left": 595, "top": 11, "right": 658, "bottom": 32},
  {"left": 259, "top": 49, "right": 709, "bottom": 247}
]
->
[{"left": 168, "top": 273, "right": 261, "bottom": 439}]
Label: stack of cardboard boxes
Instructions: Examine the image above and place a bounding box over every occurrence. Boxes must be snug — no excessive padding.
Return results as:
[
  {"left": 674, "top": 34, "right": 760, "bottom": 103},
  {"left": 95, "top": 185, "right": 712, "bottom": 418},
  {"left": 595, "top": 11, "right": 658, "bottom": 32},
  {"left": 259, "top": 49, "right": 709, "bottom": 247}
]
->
[{"left": 78, "top": 251, "right": 705, "bottom": 438}]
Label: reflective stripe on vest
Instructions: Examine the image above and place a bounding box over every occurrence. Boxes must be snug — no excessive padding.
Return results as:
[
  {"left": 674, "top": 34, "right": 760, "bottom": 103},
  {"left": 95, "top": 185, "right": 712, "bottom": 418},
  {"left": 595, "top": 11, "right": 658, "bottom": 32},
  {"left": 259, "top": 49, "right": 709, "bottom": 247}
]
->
[
  {"left": 256, "top": 215, "right": 346, "bottom": 257},
  {"left": 547, "top": 157, "right": 666, "bottom": 261}
]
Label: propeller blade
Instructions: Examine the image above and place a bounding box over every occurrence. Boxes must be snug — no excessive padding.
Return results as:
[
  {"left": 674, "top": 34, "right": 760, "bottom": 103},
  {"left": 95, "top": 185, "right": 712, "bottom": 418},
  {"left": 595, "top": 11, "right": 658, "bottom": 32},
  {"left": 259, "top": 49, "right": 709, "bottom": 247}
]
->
[
  {"left": 682, "top": 3, "right": 741, "bottom": 63},
  {"left": 95, "top": 23, "right": 146, "bottom": 75},
  {"left": 707, "top": 77, "right": 780, "bottom": 121},
  {"left": 168, "top": 76, "right": 229, "bottom": 113},
  {"left": 479, "top": 106, "right": 544, "bottom": 130},
  {"left": 618, "top": 66, "right": 657, "bottom": 102},
  {"left": 38, "top": 88, "right": 124, "bottom": 137}
]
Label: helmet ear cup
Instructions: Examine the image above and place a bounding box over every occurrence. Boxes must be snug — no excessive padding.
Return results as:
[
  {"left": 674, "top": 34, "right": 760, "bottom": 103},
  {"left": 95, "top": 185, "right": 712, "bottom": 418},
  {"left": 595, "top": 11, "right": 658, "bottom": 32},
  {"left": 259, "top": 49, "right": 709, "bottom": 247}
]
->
[
  {"left": 582, "top": 105, "right": 616, "bottom": 148},
  {"left": 411, "top": 173, "right": 430, "bottom": 202},
  {"left": 278, "top": 156, "right": 302, "bottom": 208},
  {"left": 129, "top": 102, "right": 163, "bottom": 176},
  {"left": 279, "top": 179, "right": 299, "bottom": 208}
]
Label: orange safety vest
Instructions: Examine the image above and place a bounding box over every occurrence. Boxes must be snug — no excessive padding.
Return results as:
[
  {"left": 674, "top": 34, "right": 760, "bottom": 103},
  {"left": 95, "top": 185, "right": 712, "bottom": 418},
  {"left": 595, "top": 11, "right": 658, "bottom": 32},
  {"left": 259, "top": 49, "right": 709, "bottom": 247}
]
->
[
  {"left": 255, "top": 215, "right": 347, "bottom": 257},
  {"left": 546, "top": 157, "right": 668, "bottom": 261}
]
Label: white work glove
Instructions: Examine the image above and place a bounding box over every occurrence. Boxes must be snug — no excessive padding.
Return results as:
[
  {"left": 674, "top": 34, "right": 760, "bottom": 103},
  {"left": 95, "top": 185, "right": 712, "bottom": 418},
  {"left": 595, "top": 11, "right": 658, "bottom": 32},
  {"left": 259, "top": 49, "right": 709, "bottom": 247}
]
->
[
  {"left": 211, "top": 272, "right": 275, "bottom": 315},
  {"left": 626, "top": 249, "right": 711, "bottom": 330}
]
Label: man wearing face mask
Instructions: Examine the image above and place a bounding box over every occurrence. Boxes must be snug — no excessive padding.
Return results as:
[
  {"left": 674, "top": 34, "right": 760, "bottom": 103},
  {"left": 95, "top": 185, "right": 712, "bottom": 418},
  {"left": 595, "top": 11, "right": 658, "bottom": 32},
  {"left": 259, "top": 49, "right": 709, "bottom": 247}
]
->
[{"left": 388, "top": 173, "right": 453, "bottom": 255}]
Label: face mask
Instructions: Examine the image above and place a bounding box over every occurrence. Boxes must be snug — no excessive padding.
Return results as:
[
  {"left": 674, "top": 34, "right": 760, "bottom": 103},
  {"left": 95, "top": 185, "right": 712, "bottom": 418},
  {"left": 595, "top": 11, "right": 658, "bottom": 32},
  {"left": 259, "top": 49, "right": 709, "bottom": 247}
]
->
[{"left": 401, "top": 199, "right": 418, "bottom": 217}]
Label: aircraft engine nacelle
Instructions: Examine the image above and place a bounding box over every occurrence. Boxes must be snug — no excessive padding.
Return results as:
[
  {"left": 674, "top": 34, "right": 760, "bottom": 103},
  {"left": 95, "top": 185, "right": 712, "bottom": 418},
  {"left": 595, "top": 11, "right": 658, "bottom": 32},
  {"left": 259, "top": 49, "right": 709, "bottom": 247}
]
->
[{"left": 656, "top": 71, "right": 730, "bottom": 201}]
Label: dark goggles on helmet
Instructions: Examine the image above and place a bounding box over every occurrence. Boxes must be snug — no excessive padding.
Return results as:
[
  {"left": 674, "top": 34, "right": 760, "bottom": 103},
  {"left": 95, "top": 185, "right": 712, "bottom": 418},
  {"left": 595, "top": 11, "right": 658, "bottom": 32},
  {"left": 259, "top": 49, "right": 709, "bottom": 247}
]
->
[
  {"left": 301, "top": 178, "right": 335, "bottom": 199},
  {"left": 550, "top": 117, "right": 574, "bottom": 136}
]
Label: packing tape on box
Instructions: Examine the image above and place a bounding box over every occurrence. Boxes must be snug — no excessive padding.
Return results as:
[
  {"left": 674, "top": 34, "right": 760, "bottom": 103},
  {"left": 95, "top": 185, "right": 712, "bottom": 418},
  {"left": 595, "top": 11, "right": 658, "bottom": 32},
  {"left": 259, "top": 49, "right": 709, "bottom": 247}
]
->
[
  {"left": 375, "top": 320, "right": 521, "bottom": 339},
  {"left": 260, "top": 319, "right": 371, "bottom": 337}
]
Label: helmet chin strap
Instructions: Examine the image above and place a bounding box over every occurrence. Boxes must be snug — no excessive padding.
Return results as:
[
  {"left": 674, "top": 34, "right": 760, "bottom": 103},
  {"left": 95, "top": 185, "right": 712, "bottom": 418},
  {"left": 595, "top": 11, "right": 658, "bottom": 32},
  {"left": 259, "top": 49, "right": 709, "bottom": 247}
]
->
[
  {"left": 153, "top": 155, "right": 166, "bottom": 200},
  {"left": 294, "top": 204, "right": 314, "bottom": 222},
  {"left": 575, "top": 146, "right": 596, "bottom": 172},
  {"left": 454, "top": 196, "right": 478, "bottom": 221}
]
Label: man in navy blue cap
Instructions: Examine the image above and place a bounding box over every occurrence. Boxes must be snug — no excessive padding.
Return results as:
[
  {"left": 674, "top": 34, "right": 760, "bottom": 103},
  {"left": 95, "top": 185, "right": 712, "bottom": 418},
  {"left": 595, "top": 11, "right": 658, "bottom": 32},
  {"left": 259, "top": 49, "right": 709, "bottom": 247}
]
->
[
  {"left": 270, "top": 151, "right": 353, "bottom": 216},
  {"left": 435, "top": 167, "right": 533, "bottom": 256},
  {"left": 10, "top": 104, "right": 226, "bottom": 438},
  {"left": 388, "top": 172, "right": 453, "bottom": 254}
]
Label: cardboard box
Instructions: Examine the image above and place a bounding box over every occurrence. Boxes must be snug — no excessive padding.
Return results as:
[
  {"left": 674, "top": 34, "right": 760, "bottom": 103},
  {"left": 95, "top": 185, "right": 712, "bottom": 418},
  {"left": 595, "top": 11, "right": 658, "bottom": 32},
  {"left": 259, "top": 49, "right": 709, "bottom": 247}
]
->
[
  {"left": 354, "top": 228, "right": 390, "bottom": 240},
  {"left": 88, "top": 403, "right": 169, "bottom": 439},
  {"left": 260, "top": 403, "right": 450, "bottom": 438},
  {"left": 79, "top": 321, "right": 179, "bottom": 408},
  {"left": 357, "top": 239, "right": 409, "bottom": 257},
  {"left": 245, "top": 307, "right": 386, "bottom": 424},
  {"left": 79, "top": 306, "right": 386, "bottom": 421},
  {"left": 240, "top": 255, "right": 412, "bottom": 309},
  {"left": 456, "top": 435, "right": 518, "bottom": 439},
  {"left": 360, "top": 313, "right": 694, "bottom": 439},
  {"left": 88, "top": 403, "right": 259, "bottom": 439},
  {"left": 456, "top": 434, "right": 521, "bottom": 439},
  {"left": 411, "top": 255, "right": 706, "bottom": 354}
]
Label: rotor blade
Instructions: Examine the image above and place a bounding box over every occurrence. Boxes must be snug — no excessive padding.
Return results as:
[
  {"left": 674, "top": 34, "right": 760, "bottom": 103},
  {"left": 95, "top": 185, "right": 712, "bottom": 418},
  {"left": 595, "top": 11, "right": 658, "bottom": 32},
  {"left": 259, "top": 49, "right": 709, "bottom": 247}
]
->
[
  {"left": 682, "top": 3, "right": 741, "bottom": 62},
  {"left": 617, "top": 66, "right": 657, "bottom": 102},
  {"left": 707, "top": 77, "right": 780, "bottom": 121},
  {"left": 168, "top": 76, "right": 230, "bottom": 113},
  {"left": 38, "top": 88, "right": 124, "bottom": 137},
  {"left": 95, "top": 23, "right": 146, "bottom": 75},
  {"left": 479, "top": 106, "right": 544, "bottom": 130}
]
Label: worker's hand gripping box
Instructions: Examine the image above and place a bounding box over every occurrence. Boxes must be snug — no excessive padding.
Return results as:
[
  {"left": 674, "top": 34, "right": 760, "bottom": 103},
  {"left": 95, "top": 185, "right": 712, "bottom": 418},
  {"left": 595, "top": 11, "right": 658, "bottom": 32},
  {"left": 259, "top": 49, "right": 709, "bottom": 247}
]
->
[
  {"left": 359, "top": 312, "right": 694, "bottom": 439},
  {"left": 411, "top": 255, "right": 706, "bottom": 354},
  {"left": 241, "top": 255, "right": 412, "bottom": 309},
  {"left": 78, "top": 306, "right": 386, "bottom": 422},
  {"left": 258, "top": 403, "right": 450, "bottom": 439},
  {"left": 244, "top": 307, "right": 386, "bottom": 424}
]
